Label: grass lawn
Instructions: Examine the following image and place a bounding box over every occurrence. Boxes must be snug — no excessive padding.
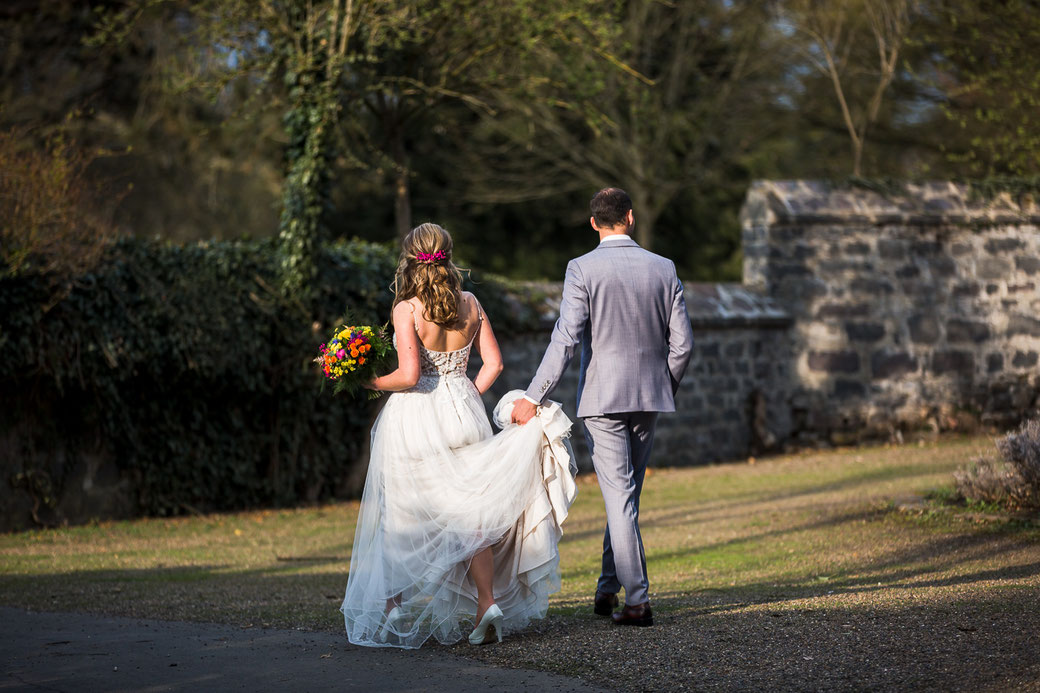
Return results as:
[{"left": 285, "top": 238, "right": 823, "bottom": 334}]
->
[{"left": 3, "top": 434, "right": 1039, "bottom": 691}]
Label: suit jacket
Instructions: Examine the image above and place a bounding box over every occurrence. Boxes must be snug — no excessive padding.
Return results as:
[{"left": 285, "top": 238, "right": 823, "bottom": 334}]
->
[{"left": 525, "top": 238, "right": 695, "bottom": 418}]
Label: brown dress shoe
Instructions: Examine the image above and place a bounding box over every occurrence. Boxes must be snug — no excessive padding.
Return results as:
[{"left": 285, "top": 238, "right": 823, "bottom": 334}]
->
[
  {"left": 611, "top": 601, "right": 653, "bottom": 627},
  {"left": 593, "top": 591, "right": 619, "bottom": 616}
]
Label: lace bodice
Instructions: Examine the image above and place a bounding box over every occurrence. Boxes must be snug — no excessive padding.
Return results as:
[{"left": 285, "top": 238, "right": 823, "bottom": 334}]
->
[
  {"left": 419, "top": 343, "right": 472, "bottom": 377},
  {"left": 391, "top": 297, "right": 483, "bottom": 388}
]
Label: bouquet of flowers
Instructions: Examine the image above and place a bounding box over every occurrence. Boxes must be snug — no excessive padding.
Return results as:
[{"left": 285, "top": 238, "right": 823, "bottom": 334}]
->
[{"left": 315, "top": 323, "right": 395, "bottom": 399}]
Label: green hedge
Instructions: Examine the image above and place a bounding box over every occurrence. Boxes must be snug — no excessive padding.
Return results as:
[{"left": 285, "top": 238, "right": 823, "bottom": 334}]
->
[{"left": 0, "top": 237, "right": 542, "bottom": 521}]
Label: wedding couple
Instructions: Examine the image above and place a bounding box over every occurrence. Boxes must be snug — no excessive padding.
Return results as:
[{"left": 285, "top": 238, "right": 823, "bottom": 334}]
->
[{"left": 341, "top": 187, "right": 694, "bottom": 648}]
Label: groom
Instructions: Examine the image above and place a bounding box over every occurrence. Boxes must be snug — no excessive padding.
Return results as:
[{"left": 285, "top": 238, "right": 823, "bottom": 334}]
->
[{"left": 512, "top": 187, "right": 694, "bottom": 626}]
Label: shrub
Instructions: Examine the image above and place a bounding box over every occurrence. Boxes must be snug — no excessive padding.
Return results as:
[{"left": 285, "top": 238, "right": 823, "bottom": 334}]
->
[
  {"left": 955, "top": 419, "right": 1040, "bottom": 511},
  {"left": 0, "top": 234, "right": 542, "bottom": 527}
]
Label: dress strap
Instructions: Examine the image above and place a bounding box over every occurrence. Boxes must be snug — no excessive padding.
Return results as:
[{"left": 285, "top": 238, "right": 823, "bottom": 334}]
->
[
  {"left": 408, "top": 301, "right": 420, "bottom": 333},
  {"left": 467, "top": 296, "right": 483, "bottom": 347}
]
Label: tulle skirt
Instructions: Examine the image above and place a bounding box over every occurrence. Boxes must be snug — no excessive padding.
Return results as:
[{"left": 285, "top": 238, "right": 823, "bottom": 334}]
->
[{"left": 341, "top": 380, "right": 577, "bottom": 649}]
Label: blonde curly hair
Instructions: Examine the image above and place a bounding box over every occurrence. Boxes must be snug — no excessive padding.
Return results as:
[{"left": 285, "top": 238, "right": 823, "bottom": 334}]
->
[{"left": 392, "top": 223, "right": 465, "bottom": 327}]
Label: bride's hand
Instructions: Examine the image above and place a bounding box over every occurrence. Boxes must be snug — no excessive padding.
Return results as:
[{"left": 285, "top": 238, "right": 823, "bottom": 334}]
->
[{"left": 363, "top": 379, "right": 379, "bottom": 391}]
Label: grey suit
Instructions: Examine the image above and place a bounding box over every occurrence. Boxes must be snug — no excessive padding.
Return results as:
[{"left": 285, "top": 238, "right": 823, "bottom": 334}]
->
[{"left": 525, "top": 237, "right": 694, "bottom": 605}]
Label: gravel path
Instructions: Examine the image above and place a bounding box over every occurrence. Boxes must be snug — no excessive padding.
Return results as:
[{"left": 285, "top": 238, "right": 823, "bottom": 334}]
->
[{"left": 451, "top": 529, "right": 1040, "bottom": 692}]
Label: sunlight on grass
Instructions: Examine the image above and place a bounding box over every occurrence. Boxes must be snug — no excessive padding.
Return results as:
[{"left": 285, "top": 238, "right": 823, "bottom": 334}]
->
[{"left": 3, "top": 433, "right": 1036, "bottom": 631}]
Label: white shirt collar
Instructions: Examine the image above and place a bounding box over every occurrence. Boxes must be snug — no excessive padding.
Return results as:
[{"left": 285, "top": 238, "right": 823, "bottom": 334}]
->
[{"left": 598, "top": 234, "right": 632, "bottom": 244}]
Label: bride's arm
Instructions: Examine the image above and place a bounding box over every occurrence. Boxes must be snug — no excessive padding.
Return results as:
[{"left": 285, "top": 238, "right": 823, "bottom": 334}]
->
[
  {"left": 367, "top": 302, "right": 421, "bottom": 392},
  {"left": 472, "top": 300, "right": 504, "bottom": 395}
]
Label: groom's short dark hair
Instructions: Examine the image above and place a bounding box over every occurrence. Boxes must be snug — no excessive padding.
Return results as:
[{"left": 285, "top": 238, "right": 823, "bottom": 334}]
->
[{"left": 590, "top": 187, "right": 632, "bottom": 228}]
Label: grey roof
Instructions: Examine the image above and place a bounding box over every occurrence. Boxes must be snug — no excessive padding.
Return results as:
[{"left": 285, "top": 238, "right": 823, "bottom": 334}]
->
[{"left": 507, "top": 281, "right": 790, "bottom": 331}]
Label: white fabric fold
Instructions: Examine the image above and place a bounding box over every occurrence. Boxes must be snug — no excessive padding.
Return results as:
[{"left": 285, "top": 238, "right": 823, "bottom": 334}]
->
[{"left": 342, "top": 387, "right": 577, "bottom": 649}]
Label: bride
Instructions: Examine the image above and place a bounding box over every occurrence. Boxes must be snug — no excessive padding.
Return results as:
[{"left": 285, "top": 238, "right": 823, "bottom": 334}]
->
[{"left": 340, "top": 222, "right": 577, "bottom": 649}]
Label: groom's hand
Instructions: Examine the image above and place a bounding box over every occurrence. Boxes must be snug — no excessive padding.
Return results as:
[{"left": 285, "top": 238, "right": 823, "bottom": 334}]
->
[{"left": 511, "top": 397, "right": 538, "bottom": 425}]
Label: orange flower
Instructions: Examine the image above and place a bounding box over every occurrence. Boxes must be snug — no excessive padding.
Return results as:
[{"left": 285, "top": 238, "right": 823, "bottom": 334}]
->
[{"left": 358, "top": 357, "right": 366, "bottom": 365}]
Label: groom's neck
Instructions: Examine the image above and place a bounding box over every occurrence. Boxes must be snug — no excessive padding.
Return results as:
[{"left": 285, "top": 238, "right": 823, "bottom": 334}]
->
[{"left": 597, "top": 226, "right": 631, "bottom": 243}]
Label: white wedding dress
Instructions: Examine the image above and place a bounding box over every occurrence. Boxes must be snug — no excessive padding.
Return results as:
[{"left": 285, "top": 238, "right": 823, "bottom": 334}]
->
[{"left": 340, "top": 326, "right": 577, "bottom": 649}]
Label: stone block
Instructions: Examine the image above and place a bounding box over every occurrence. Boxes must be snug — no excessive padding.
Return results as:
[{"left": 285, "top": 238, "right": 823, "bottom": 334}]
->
[
  {"left": 932, "top": 350, "right": 975, "bottom": 375},
  {"left": 930, "top": 256, "right": 957, "bottom": 277},
  {"left": 792, "top": 243, "right": 817, "bottom": 260},
  {"left": 952, "top": 282, "right": 980, "bottom": 297},
  {"left": 950, "top": 242, "right": 973, "bottom": 256},
  {"left": 878, "top": 239, "right": 906, "bottom": 260},
  {"left": 1008, "top": 282, "right": 1036, "bottom": 293},
  {"left": 946, "top": 319, "right": 990, "bottom": 344},
  {"left": 1016, "top": 256, "right": 1040, "bottom": 275},
  {"left": 911, "top": 240, "right": 942, "bottom": 255},
  {"left": 844, "top": 241, "right": 871, "bottom": 255},
  {"left": 845, "top": 322, "right": 886, "bottom": 342},
  {"left": 1013, "top": 351, "right": 1038, "bottom": 368},
  {"left": 778, "top": 276, "right": 828, "bottom": 302},
  {"left": 1008, "top": 314, "right": 1040, "bottom": 337},
  {"left": 985, "top": 237, "right": 1025, "bottom": 253},
  {"left": 819, "top": 260, "right": 875, "bottom": 274},
  {"left": 872, "top": 351, "right": 917, "bottom": 379},
  {"left": 772, "top": 263, "right": 812, "bottom": 279},
  {"left": 978, "top": 256, "right": 1012, "bottom": 280},
  {"left": 908, "top": 314, "right": 940, "bottom": 344},
  {"left": 895, "top": 264, "right": 920, "bottom": 279},
  {"left": 987, "top": 353, "right": 1004, "bottom": 373},
  {"left": 816, "top": 302, "right": 870, "bottom": 319},
  {"left": 808, "top": 350, "right": 860, "bottom": 373},
  {"left": 851, "top": 278, "right": 894, "bottom": 294},
  {"left": 833, "top": 379, "right": 866, "bottom": 399},
  {"left": 700, "top": 342, "right": 720, "bottom": 358},
  {"left": 986, "top": 284, "right": 1000, "bottom": 294},
  {"left": 724, "top": 342, "right": 745, "bottom": 358}
]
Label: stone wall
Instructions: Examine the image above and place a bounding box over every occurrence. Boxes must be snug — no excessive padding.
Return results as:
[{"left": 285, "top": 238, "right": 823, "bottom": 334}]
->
[
  {"left": 742, "top": 180, "right": 1040, "bottom": 442},
  {"left": 474, "top": 284, "right": 793, "bottom": 470},
  {"left": 492, "top": 181, "right": 1040, "bottom": 469}
]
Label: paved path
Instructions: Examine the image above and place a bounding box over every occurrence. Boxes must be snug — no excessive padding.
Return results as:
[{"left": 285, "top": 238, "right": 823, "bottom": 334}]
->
[{"left": 1, "top": 608, "right": 605, "bottom": 692}]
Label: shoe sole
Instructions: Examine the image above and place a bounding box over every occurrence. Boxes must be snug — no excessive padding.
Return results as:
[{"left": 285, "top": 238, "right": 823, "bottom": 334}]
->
[{"left": 593, "top": 605, "right": 615, "bottom": 616}]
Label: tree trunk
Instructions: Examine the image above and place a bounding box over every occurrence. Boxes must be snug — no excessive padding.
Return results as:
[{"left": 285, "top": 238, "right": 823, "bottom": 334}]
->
[
  {"left": 391, "top": 128, "right": 412, "bottom": 239},
  {"left": 395, "top": 169, "right": 411, "bottom": 240},
  {"left": 628, "top": 187, "right": 657, "bottom": 250}
]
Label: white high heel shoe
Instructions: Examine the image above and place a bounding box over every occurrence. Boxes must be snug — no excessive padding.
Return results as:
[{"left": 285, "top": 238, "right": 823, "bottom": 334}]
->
[
  {"left": 378, "top": 606, "right": 405, "bottom": 641},
  {"left": 468, "top": 604, "right": 504, "bottom": 645}
]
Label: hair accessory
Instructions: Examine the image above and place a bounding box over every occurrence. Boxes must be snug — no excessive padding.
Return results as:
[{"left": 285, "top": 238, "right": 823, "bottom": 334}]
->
[{"left": 415, "top": 250, "right": 448, "bottom": 264}]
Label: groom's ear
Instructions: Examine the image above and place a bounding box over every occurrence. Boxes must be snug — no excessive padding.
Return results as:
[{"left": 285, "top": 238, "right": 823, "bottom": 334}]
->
[{"left": 589, "top": 216, "right": 598, "bottom": 231}]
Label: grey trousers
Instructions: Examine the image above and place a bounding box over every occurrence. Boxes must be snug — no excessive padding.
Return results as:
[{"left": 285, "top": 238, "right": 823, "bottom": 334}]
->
[{"left": 582, "top": 412, "right": 658, "bottom": 606}]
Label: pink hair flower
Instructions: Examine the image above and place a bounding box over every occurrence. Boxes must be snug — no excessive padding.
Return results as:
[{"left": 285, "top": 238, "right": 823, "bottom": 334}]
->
[{"left": 416, "top": 250, "right": 447, "bottom": 264}]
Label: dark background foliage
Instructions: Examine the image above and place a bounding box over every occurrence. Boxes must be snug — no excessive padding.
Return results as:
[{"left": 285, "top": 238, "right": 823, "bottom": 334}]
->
[{"left": 2, "top": 0, "right": 1037, "bottom": 524}]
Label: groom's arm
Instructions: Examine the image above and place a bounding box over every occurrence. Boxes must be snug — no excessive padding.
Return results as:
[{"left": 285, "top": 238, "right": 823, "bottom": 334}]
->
[
  {"left": 525, "top": 260, "right": 590, "bottom": 404},
  {"left": 666, "top": 269, "right": 695, "bottom": 395}
]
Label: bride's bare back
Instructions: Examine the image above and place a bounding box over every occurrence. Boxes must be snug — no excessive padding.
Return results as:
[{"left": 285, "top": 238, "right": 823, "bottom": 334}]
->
[{"left": 407, "top": 291, "right": 482, "bottom": 353}]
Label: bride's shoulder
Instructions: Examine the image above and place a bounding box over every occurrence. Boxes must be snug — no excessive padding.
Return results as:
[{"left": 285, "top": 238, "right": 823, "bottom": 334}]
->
[{"left": 392, "top": 298, "right": 420, "bottom": 321}]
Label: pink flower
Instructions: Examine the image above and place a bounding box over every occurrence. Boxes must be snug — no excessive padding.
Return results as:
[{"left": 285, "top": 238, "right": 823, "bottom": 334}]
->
[{"left": 337, "top": 349, "right": 346, "bottom": 359}]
